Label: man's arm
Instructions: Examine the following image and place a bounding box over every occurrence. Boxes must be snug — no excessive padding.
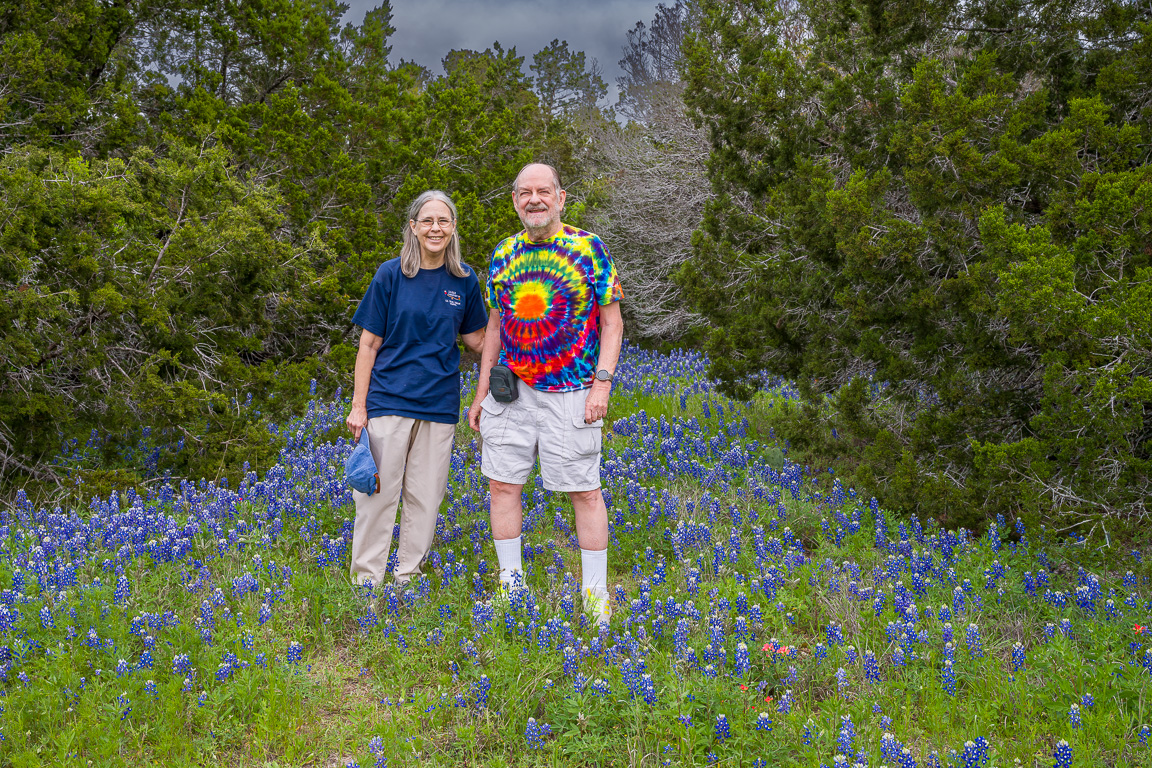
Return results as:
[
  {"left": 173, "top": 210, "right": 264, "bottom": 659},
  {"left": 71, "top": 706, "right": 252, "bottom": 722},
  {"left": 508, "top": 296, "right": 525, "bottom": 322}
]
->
[
  {"left": 467, "top": 308, "right": 503, "bottom": 431},
  {"left": 584, "top": 300, "right": 623, "bottom": 423},
  {"left": 346, "top": 328, "right": 383, "bottom": 440}
]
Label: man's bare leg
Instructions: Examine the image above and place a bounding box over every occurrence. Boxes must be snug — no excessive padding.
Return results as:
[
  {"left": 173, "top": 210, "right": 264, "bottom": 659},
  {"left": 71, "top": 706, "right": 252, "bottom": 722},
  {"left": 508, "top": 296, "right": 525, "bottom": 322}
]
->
[
  {"left": 571, "top": 488, "right": 610, "bottom": 625},
  {"left": 490, "top": 479, "right": 524, "bottom": 588}
]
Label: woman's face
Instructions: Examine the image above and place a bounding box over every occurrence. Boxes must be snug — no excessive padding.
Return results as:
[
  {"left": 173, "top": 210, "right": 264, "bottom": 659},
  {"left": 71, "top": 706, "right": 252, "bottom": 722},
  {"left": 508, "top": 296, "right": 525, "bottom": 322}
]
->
[{"left": 410, "top": 200, "right": 455, "bottom": 259}]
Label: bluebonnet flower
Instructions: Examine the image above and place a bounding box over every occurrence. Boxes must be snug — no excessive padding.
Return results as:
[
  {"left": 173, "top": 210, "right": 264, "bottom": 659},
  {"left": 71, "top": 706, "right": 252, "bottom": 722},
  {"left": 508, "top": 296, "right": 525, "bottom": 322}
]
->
[
  {"left": 114, "top": 574, "right": 131, "bottom": 606},
  {"left": 1139, "top": 724, "right": 1150, "bottom": 745},
  {"left": 836, "top": 666, "right": 849, "bottom": 693},
  {"left": 882, "top": 732, "right": 902, "bottom": 761},
  {"left": 952, "top": 586, "right": 966, "bottom": 615},
  {"left": 474, "top": 675, "right": 491, "bottom": 708},
  {"left": 864, "top": 650, "right": 881, "bottom": 683},
  {"left": 965, "top": 623, "right": 984, "bottom": 658},
  {"left": 1010, "top": 642, "right": 1025, "bottom": 673},
  {"left": 367, "top": 735, "right": 388, "bottom": 768},
  {"left": 961, "top": 737, "right": 988, "bottom": 767},
  {"left": 802, "top": 722, "right": 813, "bottom": 745},
  {"left": 116, "top": 692, "right": 131, "bottom": 720},
  {"left": 524, "top": 717, "right": 552, "bottom": 749},
  {"left": 836, "top": 715, "right": 855, "bottom": 756},
  {"left": 1068, "top": 703, "right": 1081, "bottom": 729},
  {"left": 639, "top": 673, "right": 657, "bottom": 705},
  {"left": 941, "top": 660, "right": 956, "bottom": 697},
  {"left": 1080, "top": 693, "right": 1094, "bottom": 709},
  {"left": 755, "top": 711, "right": 773, "bottom": 731},
  {"left": 734, "top": 642, "right": 751, "bottom": 676},
  {"left": 287, "top": 641, "right": 303, "bottom": 664},
  {"left": 562, "top": 645, "right": 579, "bottom": 676},
  {"left": 1052, "top": 740, "right": 1072, "bottom": 768},
  {"left": 714, "top": 714, "right": 730, "bottom": 742}
]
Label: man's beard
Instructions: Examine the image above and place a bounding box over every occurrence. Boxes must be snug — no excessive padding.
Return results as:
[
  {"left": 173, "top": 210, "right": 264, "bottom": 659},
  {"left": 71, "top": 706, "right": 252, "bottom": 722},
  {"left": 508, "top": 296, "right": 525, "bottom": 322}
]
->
[{"left": 521, "top": 210, "right": 555, "bottom": 229}]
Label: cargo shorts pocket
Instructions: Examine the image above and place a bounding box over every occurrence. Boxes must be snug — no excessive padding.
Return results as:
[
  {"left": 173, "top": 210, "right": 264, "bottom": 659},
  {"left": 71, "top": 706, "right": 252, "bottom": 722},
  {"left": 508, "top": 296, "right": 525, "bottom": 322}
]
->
[
  {"left": 566, "top": 415, "right": 603, "bottom": 462},
  {"left": 478, "top": 393, "right": 509, "bottom": 445}
]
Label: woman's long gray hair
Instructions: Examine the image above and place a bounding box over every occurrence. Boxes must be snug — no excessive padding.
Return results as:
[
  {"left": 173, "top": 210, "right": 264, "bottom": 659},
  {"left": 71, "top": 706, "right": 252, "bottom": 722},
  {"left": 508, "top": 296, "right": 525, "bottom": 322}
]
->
[{"left": 399, "top": 190, "right": 467, "bottom": 278}]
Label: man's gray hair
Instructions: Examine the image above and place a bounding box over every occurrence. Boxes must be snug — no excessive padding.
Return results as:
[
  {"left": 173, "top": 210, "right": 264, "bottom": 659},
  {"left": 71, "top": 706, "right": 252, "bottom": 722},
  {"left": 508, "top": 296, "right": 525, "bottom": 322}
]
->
[
  {"left": 512, "top": 163, "right": 563, "bottom": 194},
  {"left": 399, "top": 190, "right": 468, "bottom": 279}
]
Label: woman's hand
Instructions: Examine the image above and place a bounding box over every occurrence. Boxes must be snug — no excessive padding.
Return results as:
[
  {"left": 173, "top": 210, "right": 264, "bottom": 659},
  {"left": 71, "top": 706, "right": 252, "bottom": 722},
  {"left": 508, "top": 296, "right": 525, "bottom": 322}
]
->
[{"left": 346, "top": 403, "right": 368, "bottom": 441}]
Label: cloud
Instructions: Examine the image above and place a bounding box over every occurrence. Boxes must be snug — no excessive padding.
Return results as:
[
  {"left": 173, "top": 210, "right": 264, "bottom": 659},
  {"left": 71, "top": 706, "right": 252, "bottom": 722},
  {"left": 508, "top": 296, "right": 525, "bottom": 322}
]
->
[{"left": 342, "top": 0, "right": 662, "bottom": 105}]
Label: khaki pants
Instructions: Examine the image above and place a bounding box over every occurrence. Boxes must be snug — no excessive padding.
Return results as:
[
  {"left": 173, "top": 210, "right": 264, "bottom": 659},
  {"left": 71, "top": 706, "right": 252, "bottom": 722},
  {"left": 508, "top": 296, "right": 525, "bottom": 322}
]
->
[{"left": 350, "top": 414, "right": 455, "bottom": 586}]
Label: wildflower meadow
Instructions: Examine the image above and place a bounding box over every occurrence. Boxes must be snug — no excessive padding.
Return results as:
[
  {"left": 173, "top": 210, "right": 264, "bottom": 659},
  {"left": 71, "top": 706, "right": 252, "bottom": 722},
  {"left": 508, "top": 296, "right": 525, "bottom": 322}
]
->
[{"left": 1, "top": 346, "right": 1149, "bottom": 766}]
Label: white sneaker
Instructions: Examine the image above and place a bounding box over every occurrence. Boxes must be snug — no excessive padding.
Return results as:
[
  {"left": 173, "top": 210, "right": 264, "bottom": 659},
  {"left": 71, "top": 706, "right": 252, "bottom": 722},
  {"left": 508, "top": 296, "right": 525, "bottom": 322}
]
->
[{"left": 583, "top": 588, "right": 611, "bottom": 628}]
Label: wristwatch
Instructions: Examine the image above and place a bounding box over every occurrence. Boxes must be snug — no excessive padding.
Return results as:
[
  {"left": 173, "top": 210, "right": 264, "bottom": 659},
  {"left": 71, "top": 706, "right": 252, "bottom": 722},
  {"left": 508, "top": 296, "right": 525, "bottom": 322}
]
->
[{"left": 595, "top": 369, "right": 614, "bottom": 382}]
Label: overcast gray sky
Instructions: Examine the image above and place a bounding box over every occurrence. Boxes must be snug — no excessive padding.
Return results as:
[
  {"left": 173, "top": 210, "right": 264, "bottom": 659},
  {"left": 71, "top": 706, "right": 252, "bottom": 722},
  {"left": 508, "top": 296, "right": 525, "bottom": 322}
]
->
[{"left": 342, "top": 0, "right": 665, "bottom": 106}]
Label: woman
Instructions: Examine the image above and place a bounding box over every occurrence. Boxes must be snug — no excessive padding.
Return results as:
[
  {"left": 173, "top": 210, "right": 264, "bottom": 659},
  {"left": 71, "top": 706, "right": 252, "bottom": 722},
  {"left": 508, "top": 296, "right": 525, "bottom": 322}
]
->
[{"left": 346, "top": 190, "right": 488, "bottom": 586}]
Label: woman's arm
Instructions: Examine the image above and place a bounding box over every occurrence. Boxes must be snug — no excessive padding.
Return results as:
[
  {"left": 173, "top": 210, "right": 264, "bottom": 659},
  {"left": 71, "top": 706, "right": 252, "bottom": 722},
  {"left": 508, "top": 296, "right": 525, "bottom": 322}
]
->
[
  {"left": 467, "top": 309, "right": 502, "bottom": 431},
  {"left": 461, "top": 327, "right": 486, "bottom": 354},
  {"left": 346, "top": 328, "right": 383, "bottom": 440}
]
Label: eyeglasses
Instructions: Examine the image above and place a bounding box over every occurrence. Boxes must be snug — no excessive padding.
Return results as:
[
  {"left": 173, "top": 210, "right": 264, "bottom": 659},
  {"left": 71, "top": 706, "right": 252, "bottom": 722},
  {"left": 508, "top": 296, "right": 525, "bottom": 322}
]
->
[{"left": 415, "top": 217, "right": 454, "bottom": 229}]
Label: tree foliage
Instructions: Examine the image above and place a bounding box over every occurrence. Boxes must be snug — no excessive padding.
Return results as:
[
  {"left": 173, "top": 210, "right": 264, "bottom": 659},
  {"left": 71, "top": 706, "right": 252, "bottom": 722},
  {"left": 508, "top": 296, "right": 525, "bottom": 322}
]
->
[
  {"left": 681, "top": 0, "right": 1152, "bottom": 525},
  {"left": 530, "top": 38, "right": 607, "bottom": 120},
  {"left": 0, "top": 0, "right": 592, "bottom": 497}
]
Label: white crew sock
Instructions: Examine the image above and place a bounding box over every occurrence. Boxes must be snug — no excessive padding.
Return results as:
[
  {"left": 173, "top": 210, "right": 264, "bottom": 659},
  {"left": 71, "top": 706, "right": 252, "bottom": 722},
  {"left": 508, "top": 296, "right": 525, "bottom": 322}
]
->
[
  {"left": 493, "top": 535, "right": 523, "bottom": 588},
  {"left": 580, "top": 547, "right": 609, "bottom": 599}
]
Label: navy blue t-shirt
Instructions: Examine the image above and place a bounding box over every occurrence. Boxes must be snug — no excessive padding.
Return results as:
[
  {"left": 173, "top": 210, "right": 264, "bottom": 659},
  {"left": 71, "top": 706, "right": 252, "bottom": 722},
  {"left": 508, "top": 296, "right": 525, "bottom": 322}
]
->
[{"left": 353, "top": 258, "right": 488, "bottom": 424}]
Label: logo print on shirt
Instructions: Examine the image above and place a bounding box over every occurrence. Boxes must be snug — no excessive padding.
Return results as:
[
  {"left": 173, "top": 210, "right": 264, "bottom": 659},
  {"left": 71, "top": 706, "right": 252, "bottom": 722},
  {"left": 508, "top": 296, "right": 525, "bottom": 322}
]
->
[{"left": 443, "top": 289, "right": 462, "bottom": 308}]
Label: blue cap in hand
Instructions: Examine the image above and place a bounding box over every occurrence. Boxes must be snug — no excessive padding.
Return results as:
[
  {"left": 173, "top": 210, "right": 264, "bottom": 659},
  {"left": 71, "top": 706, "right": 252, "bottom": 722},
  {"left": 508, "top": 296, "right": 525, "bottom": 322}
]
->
[{"left": 345, "top": 429, "right": 379, "bottom": 495}]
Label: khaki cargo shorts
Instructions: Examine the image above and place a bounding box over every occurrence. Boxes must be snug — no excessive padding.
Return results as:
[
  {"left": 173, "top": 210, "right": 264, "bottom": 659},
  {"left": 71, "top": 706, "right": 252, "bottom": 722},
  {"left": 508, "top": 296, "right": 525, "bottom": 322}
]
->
[{"left": 478, "top": 385, "right": 602, "bottom": 492}]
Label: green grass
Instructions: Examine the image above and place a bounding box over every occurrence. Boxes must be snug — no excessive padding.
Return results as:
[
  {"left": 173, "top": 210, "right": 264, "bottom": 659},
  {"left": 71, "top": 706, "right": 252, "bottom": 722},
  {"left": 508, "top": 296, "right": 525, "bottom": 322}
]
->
[{"left": 1, "top": 360, "right": 1150, "bottom": 767}]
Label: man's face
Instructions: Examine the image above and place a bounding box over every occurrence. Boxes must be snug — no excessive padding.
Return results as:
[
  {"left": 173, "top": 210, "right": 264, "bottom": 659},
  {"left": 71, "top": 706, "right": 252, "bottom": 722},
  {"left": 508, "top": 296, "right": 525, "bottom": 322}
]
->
[{"left": 513, "top": 165, "right": 565, "bottom": 234}]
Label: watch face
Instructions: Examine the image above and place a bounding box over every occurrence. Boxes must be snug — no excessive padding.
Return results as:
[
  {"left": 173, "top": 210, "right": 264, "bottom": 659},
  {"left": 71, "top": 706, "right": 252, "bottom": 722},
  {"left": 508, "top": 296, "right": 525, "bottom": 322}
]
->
[{"left": 596, "top": 369, "right": 611, "bottom": 381}]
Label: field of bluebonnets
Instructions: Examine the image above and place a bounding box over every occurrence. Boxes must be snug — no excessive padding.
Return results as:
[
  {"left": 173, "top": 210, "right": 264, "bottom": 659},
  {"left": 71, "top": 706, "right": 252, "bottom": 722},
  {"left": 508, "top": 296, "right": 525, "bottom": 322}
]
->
[{"left": 1, "top": 346, "right": 1150, "bottom": 767}]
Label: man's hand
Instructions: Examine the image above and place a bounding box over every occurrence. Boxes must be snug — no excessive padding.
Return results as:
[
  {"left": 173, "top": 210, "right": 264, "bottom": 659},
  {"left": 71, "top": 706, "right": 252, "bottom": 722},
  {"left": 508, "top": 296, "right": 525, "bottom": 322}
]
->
[
  {"left": 584, "top": 379, "right": 611, "bottom": 423},
  {"left": 468, "top": 395, "right": 484, "bottom": 431},
  {"left": 346, "top": 404, "right": 368, "bottom": 441}
]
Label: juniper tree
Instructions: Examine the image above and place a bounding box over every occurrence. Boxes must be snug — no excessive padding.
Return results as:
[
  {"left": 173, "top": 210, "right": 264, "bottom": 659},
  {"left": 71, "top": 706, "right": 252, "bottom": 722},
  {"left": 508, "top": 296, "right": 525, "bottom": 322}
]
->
[{"left": 681, "top": 0, "right": 1151, "bottom": 526}]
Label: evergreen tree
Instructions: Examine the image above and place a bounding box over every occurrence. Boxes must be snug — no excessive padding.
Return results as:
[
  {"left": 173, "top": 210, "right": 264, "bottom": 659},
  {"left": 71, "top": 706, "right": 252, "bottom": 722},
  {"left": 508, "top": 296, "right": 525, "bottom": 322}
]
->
[
  {"left": 681, "top": 0, "right": 1151, "bottom": 525},
  {"left": 0, "top": 1, "right": 592, "bottom": 496}
]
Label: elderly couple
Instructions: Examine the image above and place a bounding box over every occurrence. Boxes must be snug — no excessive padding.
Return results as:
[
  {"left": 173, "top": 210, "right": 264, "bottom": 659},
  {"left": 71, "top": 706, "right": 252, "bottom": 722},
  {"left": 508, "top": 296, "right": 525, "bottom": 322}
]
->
[{"left": 344, "top": 162, "right": 624, "bottom": 625}]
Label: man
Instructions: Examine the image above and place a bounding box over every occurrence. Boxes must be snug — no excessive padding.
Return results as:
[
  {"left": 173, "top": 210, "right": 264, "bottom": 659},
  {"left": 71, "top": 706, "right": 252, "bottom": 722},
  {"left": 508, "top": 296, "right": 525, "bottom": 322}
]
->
[{"left": 468, "top": 162, "right": 624, "bottom": 626}]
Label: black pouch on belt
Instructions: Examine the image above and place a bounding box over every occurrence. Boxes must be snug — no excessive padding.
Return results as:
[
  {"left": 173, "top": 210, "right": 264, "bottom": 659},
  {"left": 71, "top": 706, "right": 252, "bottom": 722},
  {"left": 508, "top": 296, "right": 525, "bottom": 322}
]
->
[{"left": 489, "top": 364, "right": 519, "bottom": 403}]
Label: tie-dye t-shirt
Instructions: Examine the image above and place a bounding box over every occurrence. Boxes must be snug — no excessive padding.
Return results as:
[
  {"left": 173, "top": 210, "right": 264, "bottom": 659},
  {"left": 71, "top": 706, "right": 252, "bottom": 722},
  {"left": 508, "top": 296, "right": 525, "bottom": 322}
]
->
[{"left": 487, "top": 225, "right": 623, "bottom": 392}]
